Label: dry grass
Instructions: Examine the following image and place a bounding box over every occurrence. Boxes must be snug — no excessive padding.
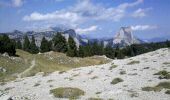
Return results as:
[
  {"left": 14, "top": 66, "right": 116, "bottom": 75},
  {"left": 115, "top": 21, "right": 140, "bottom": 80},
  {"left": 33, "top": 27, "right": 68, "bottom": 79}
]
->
[
  {"left": 127, "top": 61, "right": 140, "bottom": 65},
  {"left": 0, "top": 49, "right": 111, "bottom": 81}
]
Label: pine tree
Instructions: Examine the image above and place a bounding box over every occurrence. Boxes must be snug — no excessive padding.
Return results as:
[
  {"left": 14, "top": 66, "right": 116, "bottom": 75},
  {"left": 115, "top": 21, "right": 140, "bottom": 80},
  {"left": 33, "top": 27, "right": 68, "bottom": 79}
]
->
[
  {"left": 91, "top": 42, "right": 104, "bottom": 55},
  {"left": 40, "top": 37, "right": 50, "bottom": 53},
  {"left": 52, "top": 33, "right": 67, "bottom": 53},
  {"left": 78, "top": 45, "right": 84, "bottom": 57},
  {"left": 0, "top": 34, "right": 16, "bottom": 56},
  {"left": 66, "top": 36, "right": 77, "bottom": 57},
  {"left": 23, "top": 35, "right": 30, "bottom": 52},
  {"left": 30, "top": 36, "right": 39, "bottom": 54},
  {"left": 16, "top": 40, "right": 22, "bottom": 49},
  {"left": 104, "top": 45, "right": 115, "bottom": 59},
  {"left": 83, "top": 42, "right": 92, "bottom": 57}
]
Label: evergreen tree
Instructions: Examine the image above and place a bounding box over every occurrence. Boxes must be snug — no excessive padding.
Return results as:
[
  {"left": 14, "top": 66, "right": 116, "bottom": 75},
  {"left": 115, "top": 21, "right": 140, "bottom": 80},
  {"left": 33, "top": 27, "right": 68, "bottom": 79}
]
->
[
  {"left": 23, "top": 35, "right": 30, "bottom": 52},
  {"left": 83, "top": 42, "right": 93, "bottom": 57},
  {"left": 16, "top": 40, "right": 22, "bottom": 49},
  {"left": 30, "top": 36, "right": 39, "bottom": 54},
  {"left": 91, "top": 42, "right": 103, "bottom": 55},
  {"left": 66, "top": 36, "right": 77, "bottom": 57},
  {"left": 104, "top": 45, "right": 115, "bottom": 59},
  {"left": 40, "top": 37, "right": 50, "bottom": 53},
  {"left": 0, "top": 34, "right": 16, "bottom": 56},
  {"left": 166, "top": 40, "right": 170, "bottom": 47},
  {"left": 78, "top": 45, "right": 84, "bottom": 57},
  {"left": 52, "top": 33, "right": 67, "bottom": 53}
]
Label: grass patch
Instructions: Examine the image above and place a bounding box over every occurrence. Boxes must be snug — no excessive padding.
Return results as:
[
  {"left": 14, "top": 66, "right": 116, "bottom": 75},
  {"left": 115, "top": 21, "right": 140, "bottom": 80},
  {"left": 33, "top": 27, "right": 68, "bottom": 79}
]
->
[
  {"left": 111, "top": 78, "right": 123, "bottom": 85},
  {"left": 50, "top": 87, "right": 85, "bottom": 99},
  {"left": 142, "top": 81, "right": 170, "bottom": 92},
  {"left": 120, "top": 71, "right": 126, "bottom": 75},
  {"left": 165, "top": 90, "right": 170, "bottom": 95},
  {"left": 127, "top": 61, "right": 140, "bottom": 65},
  {"left": 91, "top": 76, "right": 98, "bottom": 80},
  {"left": 163, "top": 62, "right": 170, "bottom": 65},
  {"left": 88, "top": 98, "right": 103, "bottom": 100},
  {"left": 95, "top": 92, "right": 101, "bottom": 94},
  {"left": 0, "top": 49, "right": 111, "bottom": 82},
  {"left": 72, "top": 73, "right": 80, "bottom": 77},
  {"left": 154, "top": 70, "right": 170, "bottom": 79},
  {"left": 109, "top": 64, "right": 117, "bottom": 70},
  {"left": 34, "top": 83, "right": 40, "bottom": 87},
  {"left": 58, "top": 71, "right": 66, "bottom": 74},
  {"left": 47, "top": 80, "right": 53, "bottom": 83}
]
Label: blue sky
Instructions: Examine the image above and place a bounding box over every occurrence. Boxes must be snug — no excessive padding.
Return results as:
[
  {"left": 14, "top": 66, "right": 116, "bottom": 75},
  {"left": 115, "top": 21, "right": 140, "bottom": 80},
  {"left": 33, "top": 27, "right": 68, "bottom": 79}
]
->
[{"left": 0, "top": 0, "right": 170, "bottom": 39}]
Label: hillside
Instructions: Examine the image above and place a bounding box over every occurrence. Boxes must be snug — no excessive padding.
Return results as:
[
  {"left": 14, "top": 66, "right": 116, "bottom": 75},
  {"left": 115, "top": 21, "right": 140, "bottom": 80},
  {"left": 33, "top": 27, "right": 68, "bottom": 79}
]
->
[
  {"left": 0, "top": 49, "right": 111, "bottom": 82},
  {"left": 0, "top": 48, "right": 170, "bottom": 100}
]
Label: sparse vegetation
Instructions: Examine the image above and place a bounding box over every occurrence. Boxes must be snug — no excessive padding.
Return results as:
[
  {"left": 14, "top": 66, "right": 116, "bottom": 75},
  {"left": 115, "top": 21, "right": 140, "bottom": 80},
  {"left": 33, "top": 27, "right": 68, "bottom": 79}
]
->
[
  {"left": 47, "top": 80, "right": 53, "bottom": 83},
  {"left": 127, "top": 61, "right": 140, "bottom": 65},
  {"left": 165, "top": 90, "right": 170, "bottom": 94},
  {"left": 120, "top": 71, "right": 126, "bottom": 75},
  {"left": 88, "top": 70, "right": 94, "bottom": 75},
  {"left": 91, "top": 76, "right": 98, "bottom": 80},
  {"left": 154, "top": 70, "right": 170, "bottom": 79},
  {"left": 50, "top": 87, "right": 85, "bottom": 99},
  {"left": 109, "top": 64, "right": 117, "bottom": 70},
  {"left": 0, "top": 48, "right": 110, "bottom": 82},
  {"left": 95, "top": 92, "right": 101, "bottom": 94},
  {"left": 58, "top": 71, "right": 66, "bottom": 74},
  {"left": 88, "top": 98, "right": 103, "bottom": 100},
  {"left": 34, "top": 83, "right": 40, "bottom": 87},
  {"left": 111, "top": 78, "right": 123, "bottom": 85},
  {"left": 163, "top": 62, "right": 170, "bottom": 65},
  {"left": 142, "top": 81, "right": 170, "bottom": 92}
]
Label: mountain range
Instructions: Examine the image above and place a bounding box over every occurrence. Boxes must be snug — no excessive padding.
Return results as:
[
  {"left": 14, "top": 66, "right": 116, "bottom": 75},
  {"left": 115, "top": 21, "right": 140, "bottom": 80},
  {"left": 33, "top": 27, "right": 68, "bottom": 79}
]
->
[{"left": 0, "top": 27, "right": 144, "bottom": 47}]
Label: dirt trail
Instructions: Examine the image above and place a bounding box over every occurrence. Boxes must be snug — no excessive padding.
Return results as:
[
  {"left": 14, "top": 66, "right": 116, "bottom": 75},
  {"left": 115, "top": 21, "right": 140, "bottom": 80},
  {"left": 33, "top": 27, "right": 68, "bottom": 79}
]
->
[{"left": 17, "top": 58, "right": 35, "bottom": 78}]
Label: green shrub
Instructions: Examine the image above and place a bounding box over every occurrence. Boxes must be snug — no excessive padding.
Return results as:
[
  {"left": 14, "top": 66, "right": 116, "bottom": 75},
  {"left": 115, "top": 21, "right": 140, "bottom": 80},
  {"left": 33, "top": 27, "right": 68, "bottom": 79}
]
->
[
  {"left": 142, "top": 81, "right": 170, "bottom": 92},
  {"left": 154, "top": 70, "right": 170, "bottom": 79},
  {"left": 50, "top": 87, "right": 85, "bottom": 99},
  {"left": 120, "top": 71, "right": 126, "bottom": 75},
  {"left": 111, "top": 78, "right": 123, "bottom": 85},
  {"left": 109, "top": 64, "right": 117, "bottom": 70},
  {"left": 165, "top": 90, "right": 170, "bottom": 95}
]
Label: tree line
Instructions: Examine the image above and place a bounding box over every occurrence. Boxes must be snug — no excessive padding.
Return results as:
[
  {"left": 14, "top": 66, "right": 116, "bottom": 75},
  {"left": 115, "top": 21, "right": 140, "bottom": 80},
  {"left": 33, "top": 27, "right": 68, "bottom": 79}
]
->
[{"left": 1, "top": 33, "right": 170, "bottom": 59}]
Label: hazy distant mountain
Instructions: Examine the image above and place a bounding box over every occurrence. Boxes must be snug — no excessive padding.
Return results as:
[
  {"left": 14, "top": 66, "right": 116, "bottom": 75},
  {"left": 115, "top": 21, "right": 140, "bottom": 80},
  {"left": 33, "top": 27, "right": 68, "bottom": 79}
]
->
[
  {"left": 112, "top": 27, "right": 143, "bottom": 46},
  {"left": 1, "top": 28, "right": 86, "bottom": 47},
  {"left": 0, "top": 26, "right": 145, "bottom": 47},
  {"left": 144, "top": 36, "right": 170, "bottom": 43}
]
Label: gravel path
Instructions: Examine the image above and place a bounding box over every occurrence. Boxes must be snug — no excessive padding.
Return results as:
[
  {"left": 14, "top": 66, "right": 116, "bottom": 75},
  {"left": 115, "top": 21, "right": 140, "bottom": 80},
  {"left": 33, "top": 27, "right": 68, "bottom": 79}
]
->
[{"left": 0, "top": 48, "right": 170, "bottom": 100}]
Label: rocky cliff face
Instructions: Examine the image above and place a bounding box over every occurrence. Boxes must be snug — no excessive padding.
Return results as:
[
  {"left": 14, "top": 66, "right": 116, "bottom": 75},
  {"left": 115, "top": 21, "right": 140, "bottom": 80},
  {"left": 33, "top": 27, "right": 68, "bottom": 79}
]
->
[
  {"left": 112, "top": 27, "right": 142, "bottom": 46},
  {"left": 0, "top": 26, "right": 143, "bottom": 48}
]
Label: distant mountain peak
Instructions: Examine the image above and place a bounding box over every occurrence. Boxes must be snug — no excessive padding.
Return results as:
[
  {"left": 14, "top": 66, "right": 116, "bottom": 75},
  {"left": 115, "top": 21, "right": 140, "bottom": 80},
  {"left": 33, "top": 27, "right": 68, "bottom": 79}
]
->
[{"left": 113, "top": 26, "right": 142, "bottom": 46}]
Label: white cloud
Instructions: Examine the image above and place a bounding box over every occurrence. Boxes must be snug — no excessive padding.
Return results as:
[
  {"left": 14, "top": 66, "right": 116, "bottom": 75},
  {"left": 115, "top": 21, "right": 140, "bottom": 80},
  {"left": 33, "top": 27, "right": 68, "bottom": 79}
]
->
[
  {"left": 23, "top": 0, "right": 144, "bottom": 22},
  {"left": 132, "top": 8, "right": 152, "bottom": 18},
  {"left": 75, "top": 25, "right": 98, "bottom": 34},
  {"left": 12, "top": 0, "right": 23, "bottom": 7},
  {"left": 131, "top": 25, "right": 157, "bottom": 31},
  {"left": 23, "top": 11, "right": 80, "bottom": 22},
  {"left": 23, "top": 0, "right": 147, "bottom": 30}
]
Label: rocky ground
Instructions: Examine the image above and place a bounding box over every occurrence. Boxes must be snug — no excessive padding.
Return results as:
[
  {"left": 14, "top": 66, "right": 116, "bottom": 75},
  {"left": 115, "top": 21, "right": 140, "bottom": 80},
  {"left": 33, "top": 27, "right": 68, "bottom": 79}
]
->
[{"left": 0, "top": 48, "right": 170, "bottom": 100}]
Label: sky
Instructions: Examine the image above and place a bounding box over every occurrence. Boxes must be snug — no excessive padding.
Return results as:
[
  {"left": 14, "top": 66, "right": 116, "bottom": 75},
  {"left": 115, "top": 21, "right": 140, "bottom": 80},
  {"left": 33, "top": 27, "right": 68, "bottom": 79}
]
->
[{"left": 0, "top": 0, "right": 170, "bottom": 39}]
